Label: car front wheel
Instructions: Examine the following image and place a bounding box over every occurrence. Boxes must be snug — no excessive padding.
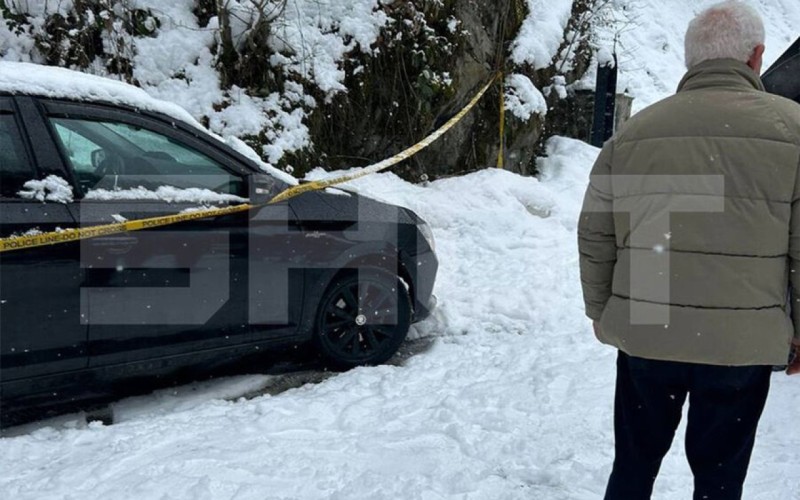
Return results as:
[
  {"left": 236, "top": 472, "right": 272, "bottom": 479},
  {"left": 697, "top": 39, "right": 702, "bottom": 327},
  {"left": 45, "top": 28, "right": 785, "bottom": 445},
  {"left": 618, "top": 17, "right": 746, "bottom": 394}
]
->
[{"left": 314, "top": 268, "right": 411, "bottom": 369}]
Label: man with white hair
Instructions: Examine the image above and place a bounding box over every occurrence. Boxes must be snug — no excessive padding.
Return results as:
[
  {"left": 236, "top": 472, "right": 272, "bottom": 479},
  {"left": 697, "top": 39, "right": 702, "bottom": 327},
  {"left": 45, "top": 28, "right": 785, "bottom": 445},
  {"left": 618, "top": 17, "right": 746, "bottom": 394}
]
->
[{"left": 578, "top": 1, "right": 800, "bottom": 498}]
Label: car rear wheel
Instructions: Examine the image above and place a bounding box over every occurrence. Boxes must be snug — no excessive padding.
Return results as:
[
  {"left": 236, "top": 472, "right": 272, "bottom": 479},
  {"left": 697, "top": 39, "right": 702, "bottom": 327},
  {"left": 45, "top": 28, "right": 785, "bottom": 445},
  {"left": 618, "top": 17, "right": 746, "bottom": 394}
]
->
[{"left": 314, "top": 268, "right": 411, "bottom": 369}]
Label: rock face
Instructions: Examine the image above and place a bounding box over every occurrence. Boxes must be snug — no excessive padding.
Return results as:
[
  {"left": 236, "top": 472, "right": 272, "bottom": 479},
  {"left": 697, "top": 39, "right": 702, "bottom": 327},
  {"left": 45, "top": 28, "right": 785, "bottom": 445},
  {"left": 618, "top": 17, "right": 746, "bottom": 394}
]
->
[
  {"left": 298, "top": 0, "right": 599, "bottom": 180},
  {"left": 0, "top": 0, "right": 600, "bottom": 181}
]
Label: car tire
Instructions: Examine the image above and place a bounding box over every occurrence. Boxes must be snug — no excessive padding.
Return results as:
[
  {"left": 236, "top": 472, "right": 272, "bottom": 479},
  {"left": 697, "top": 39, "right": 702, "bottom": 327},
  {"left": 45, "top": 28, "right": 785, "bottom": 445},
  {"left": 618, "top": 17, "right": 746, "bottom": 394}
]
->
[{"left": 313, "top": 268, "right": 411, "bottom": 369}]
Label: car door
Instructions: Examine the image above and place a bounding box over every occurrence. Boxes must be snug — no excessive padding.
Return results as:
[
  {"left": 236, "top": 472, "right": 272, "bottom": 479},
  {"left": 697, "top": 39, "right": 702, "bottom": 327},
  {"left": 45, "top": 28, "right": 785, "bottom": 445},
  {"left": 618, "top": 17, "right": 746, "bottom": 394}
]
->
[
  {"left": 761, "top": 37, "right": 799, "bottom": 103},
  {"left": 0, "top": 96, "right": 87, "bottom": 383},
  {"left": 36, "top": 99, "right": 301, "bottom": 368}
]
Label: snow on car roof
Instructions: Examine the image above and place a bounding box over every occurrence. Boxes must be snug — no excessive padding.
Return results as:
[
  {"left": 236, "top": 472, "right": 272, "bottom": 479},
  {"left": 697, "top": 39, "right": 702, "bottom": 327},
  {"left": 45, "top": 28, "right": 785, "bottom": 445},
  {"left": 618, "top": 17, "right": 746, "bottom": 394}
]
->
[
  {"left": 0, "top": 61, "right": 200, "bottom": 125},
  {"left": 0, "top": 61, "right": 298, "bottom": 186}
]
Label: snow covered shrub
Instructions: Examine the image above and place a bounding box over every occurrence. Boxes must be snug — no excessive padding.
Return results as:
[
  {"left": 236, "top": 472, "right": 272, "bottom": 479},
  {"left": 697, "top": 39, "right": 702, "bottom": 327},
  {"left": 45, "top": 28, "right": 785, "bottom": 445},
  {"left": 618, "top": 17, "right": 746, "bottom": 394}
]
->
[
  {"left": 293, "top": 0, "right": 473, "bottom": 180},
  {"left": 1, "top": 0, "right": 158, "bottom": 80},
  {"left": 510, "top": 0, "right": 618, "bottom": 166},
  {"left": 208, "top": 0, "right": 286, "bottom": 92}
]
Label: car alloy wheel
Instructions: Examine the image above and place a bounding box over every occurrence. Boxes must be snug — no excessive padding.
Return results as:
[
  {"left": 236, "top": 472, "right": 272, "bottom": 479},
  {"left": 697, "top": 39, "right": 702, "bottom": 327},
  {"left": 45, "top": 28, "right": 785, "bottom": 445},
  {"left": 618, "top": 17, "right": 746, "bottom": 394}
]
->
[{"left": 314, "top": 268, "right": 411, "bottom": 368}]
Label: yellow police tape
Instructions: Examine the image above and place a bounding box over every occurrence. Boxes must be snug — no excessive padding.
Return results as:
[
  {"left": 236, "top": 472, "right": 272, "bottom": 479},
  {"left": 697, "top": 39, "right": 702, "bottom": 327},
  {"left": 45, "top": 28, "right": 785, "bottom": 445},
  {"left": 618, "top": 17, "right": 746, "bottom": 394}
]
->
[
  {"left": 497, "top": 72, "right": 505, "bottom": 169},
  {"left": 0, "top": 73, "right": 500, "bottom": 254},
  {"left": 269, "top": 73, "right": 500, "bottom": 203},
  {"left": 0, "top": 204, "right": 254, "bottom": 253}
]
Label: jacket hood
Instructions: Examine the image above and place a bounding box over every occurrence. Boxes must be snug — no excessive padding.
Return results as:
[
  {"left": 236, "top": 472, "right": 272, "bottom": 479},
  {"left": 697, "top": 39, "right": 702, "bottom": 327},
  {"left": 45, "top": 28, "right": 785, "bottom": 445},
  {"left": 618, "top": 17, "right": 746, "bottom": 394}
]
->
[{"left": 677, "top": 58, "right": 765, "bottom": 93}]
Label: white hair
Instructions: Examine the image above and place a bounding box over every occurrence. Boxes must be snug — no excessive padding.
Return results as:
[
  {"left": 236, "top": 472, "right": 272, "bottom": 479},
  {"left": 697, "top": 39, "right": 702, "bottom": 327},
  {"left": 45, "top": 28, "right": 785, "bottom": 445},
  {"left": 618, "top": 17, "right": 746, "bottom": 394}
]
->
[{"left": 684, "top": 1, "right": 765, "bottom": 69}]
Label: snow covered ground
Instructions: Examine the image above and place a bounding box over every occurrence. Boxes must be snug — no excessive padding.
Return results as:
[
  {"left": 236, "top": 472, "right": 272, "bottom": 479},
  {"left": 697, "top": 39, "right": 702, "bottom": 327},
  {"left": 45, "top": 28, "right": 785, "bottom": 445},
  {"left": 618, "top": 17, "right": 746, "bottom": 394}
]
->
[
  {"left": 2, "top": 1, "right": 800, "bottom": 499},
  {"left": 1, "top": 137, "right": 798, "bottom": 499}
]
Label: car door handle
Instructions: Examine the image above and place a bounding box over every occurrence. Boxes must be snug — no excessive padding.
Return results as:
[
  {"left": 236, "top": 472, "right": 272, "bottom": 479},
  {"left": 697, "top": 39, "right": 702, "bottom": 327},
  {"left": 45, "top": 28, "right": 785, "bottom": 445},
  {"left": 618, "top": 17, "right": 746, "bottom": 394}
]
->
[{"left": 91, "top": 235, "right": 138, "bottom": 255}]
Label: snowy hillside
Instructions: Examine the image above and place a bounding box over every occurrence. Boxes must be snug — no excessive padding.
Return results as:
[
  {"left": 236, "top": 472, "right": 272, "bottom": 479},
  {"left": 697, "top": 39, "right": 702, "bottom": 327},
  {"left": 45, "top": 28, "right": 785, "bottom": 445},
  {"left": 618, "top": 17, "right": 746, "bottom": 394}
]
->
[
  {"left": 2, "top": 1, "right": 800, "bottom": 499},
  {"left": 0, "top": 0, "right": 393, "bottom": 168}
]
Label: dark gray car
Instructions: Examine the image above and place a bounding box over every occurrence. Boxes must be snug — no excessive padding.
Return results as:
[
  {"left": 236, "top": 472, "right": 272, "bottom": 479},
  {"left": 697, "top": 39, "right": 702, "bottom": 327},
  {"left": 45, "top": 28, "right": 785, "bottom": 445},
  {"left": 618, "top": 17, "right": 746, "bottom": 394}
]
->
[{"left": 0, "top": 85, "right": 437, "bottom": 426}]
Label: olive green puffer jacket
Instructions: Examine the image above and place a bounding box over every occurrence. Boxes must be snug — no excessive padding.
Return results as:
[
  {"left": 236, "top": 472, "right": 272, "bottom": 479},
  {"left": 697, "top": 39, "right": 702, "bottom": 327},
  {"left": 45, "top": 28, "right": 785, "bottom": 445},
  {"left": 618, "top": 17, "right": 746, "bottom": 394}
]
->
[{"left": 578, "top": 58, "right": 800, "bottom": 365}]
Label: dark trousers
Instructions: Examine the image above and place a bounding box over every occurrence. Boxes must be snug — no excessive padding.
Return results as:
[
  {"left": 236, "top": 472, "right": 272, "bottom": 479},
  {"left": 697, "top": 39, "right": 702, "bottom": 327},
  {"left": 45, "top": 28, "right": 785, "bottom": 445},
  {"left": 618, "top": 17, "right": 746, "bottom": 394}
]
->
[{"left": 604, "top": 351, "right": 771, "bottom": 500}]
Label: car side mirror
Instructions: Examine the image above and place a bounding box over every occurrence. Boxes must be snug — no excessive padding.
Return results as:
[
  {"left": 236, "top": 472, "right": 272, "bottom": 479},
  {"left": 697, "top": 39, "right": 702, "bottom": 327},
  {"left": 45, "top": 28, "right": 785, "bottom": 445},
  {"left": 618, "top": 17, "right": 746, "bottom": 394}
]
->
[
  {"left": 91, "top": 148, "right": 106, "bottom": 169},
  {"left": 246, "top": 173, "right": 280, "bottom": 205}
]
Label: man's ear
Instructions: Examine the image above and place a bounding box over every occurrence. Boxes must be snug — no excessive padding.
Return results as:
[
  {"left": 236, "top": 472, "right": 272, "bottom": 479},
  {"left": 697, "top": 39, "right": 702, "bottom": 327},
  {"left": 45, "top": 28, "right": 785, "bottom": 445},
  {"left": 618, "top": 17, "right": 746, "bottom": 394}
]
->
[{"left": 748, "top": 44, "right": 766, "bottom": 74}]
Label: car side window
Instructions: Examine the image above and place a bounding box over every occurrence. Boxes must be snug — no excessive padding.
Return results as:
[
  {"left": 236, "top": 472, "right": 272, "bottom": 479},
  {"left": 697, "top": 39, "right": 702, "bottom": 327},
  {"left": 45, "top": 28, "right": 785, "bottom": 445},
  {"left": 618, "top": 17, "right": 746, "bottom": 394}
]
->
[
  {"left": 52, "top": 121, "right": 100, "bottom": 174},
  {"left": 49, "top": 117, "right": 242, "bottom": 196},
  {"left": 102, "top": 122, "right": 222, "bottom": 170},
  {"left": 0, "top": 113, "right": 36, "bottom": 199}
]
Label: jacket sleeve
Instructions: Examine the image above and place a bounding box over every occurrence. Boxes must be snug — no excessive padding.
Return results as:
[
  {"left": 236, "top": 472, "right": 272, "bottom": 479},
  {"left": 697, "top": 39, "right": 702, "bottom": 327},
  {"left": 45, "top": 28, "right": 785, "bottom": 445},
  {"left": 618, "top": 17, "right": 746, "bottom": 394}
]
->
[
  {"left": 789, "top": 155, "right": 800, "bottom": 342},
  {"left": 578, "top": 141, "right": 616, "bottom": 321}
]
